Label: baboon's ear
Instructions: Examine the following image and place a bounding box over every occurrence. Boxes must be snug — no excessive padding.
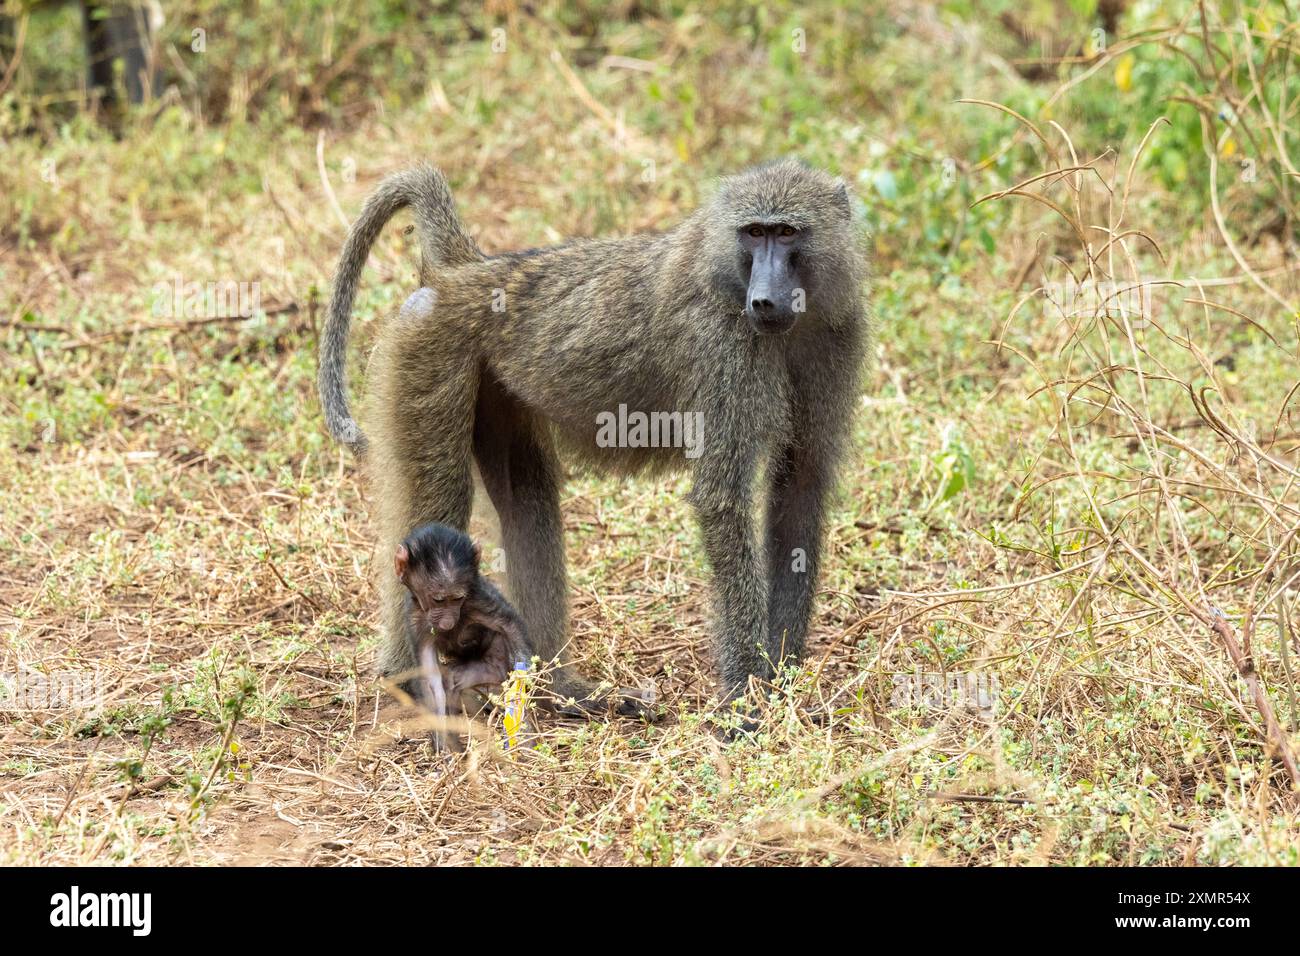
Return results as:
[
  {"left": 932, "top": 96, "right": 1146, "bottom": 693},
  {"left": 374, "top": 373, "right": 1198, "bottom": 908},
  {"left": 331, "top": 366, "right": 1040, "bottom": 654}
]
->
[
  {"left": 471, "top": 541, "right": 482, "bottom": 566},
  {"left": 833, "top": 181, "right": 852, "bottom": 218},
  {"left": 395, "top": 545, "right": 410, "bottom": 578}
]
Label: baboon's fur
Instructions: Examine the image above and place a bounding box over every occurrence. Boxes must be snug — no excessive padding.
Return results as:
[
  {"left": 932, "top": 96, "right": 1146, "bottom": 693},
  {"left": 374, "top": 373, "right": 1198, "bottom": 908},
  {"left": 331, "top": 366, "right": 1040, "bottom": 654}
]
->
[{"left": 320, "top": 160, "right": 869, "bottom": 704}]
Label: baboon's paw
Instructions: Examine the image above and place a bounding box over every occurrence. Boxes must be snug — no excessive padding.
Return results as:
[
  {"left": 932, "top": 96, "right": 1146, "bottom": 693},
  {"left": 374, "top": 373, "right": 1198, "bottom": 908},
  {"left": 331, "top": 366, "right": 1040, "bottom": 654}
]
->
[
  {"left": 549, "top": 682, "right": 658, "bottom": 721},
  {"left": 611, "top": 686, "right": 659, "bottom": 721}
]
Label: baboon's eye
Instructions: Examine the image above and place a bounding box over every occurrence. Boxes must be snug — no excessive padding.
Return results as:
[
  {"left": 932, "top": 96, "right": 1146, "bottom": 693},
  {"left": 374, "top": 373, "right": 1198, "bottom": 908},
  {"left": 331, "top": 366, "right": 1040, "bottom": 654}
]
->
[
  {"left": 747, "top": 225, "right": 765, "bottom": 238},
  {"left": 778, "top": 224, "right": 798, "bottom": 237}
]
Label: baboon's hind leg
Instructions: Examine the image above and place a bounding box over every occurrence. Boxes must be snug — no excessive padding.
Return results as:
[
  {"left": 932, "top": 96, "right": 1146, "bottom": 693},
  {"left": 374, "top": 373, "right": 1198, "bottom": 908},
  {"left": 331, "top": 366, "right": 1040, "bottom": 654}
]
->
[
  {"left": 473, "top": 372, "right": 652, "bottom": 719},
  {"left": 371, "top": 291, "right": 477, "bottom": 686}
]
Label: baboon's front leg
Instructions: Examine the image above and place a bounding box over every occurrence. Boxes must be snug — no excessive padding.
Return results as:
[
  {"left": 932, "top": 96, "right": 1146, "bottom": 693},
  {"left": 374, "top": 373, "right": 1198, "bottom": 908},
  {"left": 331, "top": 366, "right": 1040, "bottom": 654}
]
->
[
  {"left": 692, "top": 453, "right": 769, "bottom": 699},
  {"left": 764, "top": 329, "right": 862, "bottom": 674},
  {"left": 764, "top": 441, "right": 832, "bottom": 669}
]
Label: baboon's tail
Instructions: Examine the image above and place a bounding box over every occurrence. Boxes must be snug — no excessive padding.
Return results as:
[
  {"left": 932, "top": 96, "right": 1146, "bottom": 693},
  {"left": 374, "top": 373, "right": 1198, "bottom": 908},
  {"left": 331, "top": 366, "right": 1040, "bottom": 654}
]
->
[{"left": 319, "top": 164, "right": 483, "bottom": 455}]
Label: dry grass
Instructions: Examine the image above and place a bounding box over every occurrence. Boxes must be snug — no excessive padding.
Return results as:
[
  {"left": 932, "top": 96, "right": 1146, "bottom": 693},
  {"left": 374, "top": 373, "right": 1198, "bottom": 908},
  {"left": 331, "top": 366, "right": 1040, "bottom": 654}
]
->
[{"left": 1, "top": 0, "right": 1298, "bottom": 865}]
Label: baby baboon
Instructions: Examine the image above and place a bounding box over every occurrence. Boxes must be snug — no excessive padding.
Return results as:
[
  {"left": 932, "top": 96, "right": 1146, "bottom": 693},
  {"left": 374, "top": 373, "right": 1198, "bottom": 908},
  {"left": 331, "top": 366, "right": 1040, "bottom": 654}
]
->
[
  {"left": 396, "top": 522, "right": 529, "bottom": 751},
  {"left": 321, "top": 159, "right": 868, "bottom": 708}
]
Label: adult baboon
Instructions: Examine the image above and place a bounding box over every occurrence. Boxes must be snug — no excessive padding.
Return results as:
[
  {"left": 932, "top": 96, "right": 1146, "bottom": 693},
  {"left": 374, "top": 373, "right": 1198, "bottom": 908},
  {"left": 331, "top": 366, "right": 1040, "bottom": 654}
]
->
[{"left": 320, "top": 160, "right": 868, "bottom": 711}]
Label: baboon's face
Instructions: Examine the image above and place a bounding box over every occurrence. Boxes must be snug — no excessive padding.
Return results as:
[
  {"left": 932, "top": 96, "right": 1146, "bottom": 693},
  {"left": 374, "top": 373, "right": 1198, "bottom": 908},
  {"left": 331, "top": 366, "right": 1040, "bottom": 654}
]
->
[
  {"left": 410, "top": 573, "right": 468, "bottom": 632},
  {"left": 738, "top": 222, "right": 804, "bottom": 334},
  {"left": 396, "top": 547, "right": 471, "bottom": 632}
]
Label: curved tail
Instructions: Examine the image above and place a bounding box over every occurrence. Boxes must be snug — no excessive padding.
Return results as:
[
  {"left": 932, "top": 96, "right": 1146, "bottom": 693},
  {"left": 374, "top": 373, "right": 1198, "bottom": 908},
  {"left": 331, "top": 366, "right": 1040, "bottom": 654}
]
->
[{"left": 318, "top": 164, "right": 484, "bottom": 455}]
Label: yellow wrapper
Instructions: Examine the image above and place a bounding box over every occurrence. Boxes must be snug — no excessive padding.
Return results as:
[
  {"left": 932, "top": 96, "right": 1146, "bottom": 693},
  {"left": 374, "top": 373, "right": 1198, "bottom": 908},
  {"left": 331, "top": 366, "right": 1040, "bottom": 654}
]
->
[{"left": 502, "top": 665, "right": 529, "bottom": 756}]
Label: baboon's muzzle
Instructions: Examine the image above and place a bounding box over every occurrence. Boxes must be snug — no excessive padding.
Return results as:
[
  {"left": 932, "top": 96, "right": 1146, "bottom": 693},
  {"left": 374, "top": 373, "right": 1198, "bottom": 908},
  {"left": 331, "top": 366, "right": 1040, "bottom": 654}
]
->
[{"left": 745, "top": 243, "right": 799, "bottom": 334}]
